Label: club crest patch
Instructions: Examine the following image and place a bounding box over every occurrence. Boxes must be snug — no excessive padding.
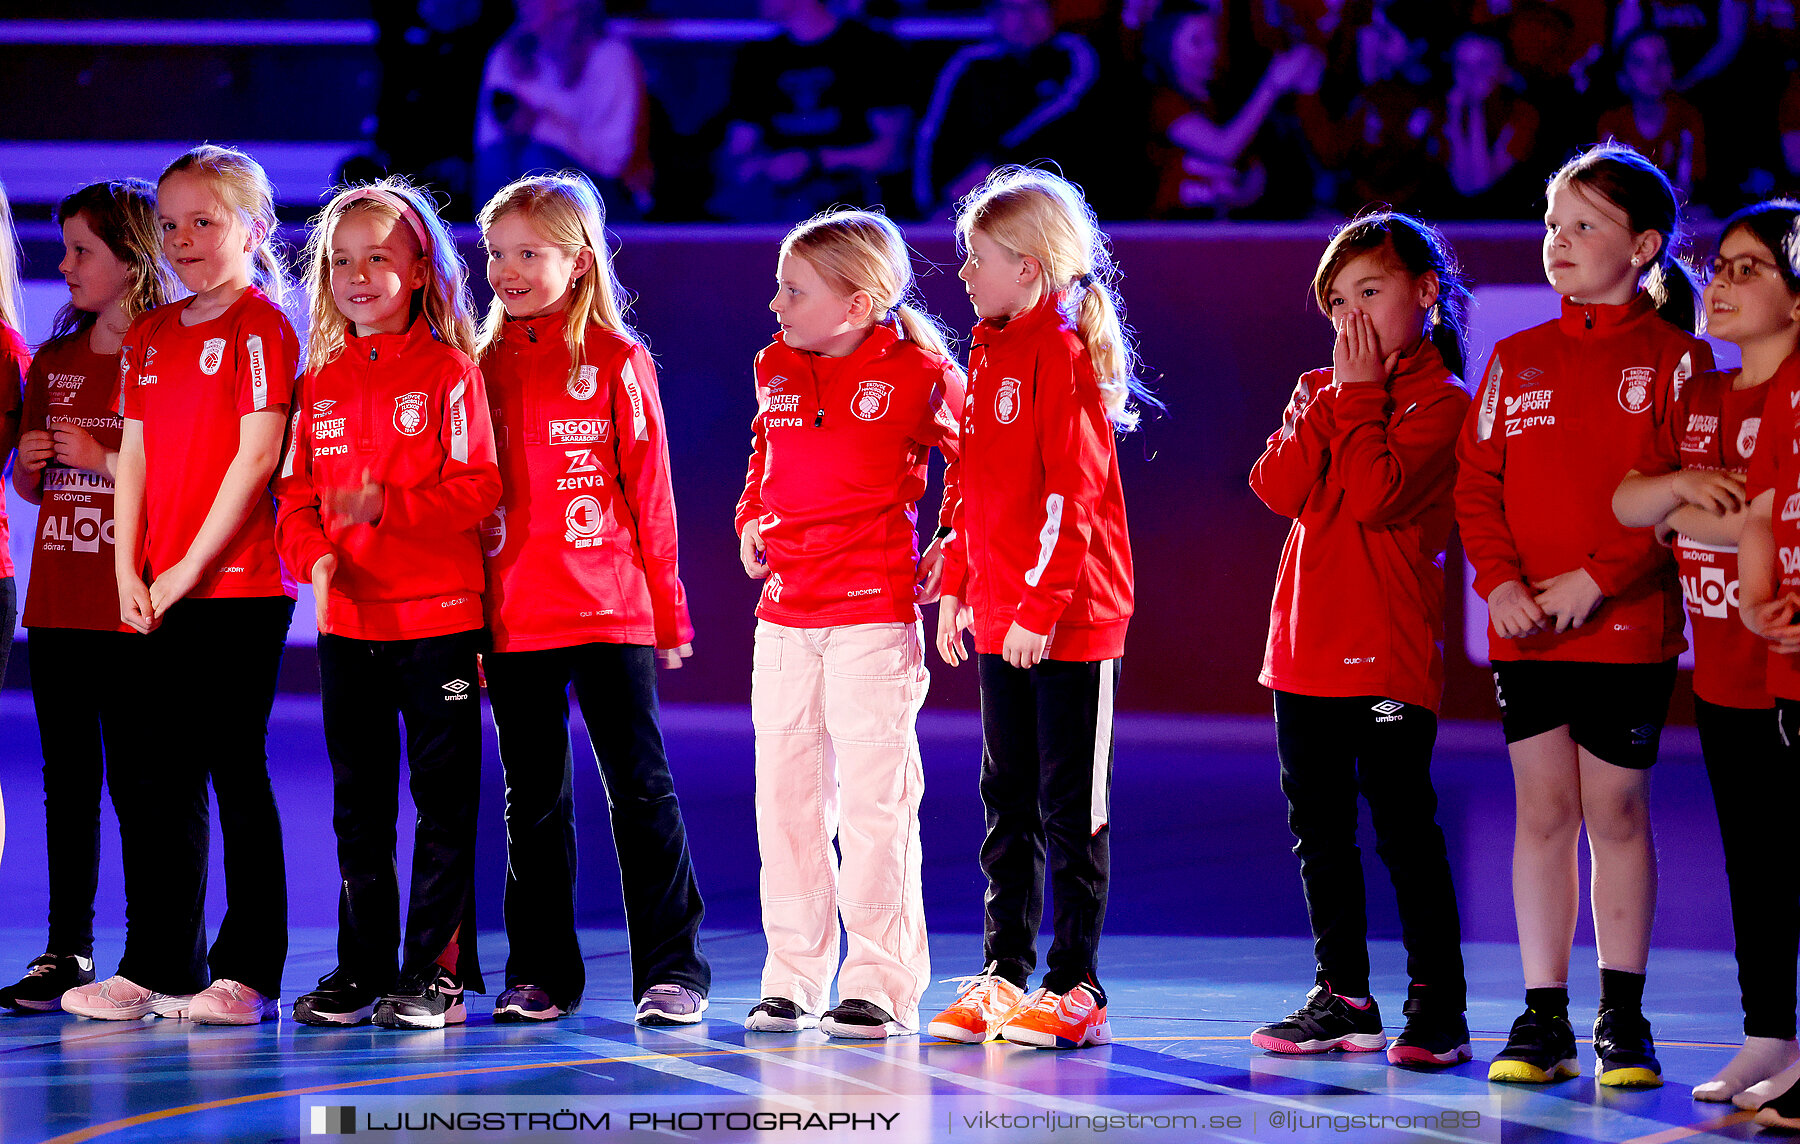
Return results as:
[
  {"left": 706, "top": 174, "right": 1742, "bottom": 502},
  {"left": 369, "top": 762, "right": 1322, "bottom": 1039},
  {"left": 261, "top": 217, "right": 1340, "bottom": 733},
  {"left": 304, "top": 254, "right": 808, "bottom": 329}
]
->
[{"left": 394, "top": 391, "right": 429, "bottom": 436}]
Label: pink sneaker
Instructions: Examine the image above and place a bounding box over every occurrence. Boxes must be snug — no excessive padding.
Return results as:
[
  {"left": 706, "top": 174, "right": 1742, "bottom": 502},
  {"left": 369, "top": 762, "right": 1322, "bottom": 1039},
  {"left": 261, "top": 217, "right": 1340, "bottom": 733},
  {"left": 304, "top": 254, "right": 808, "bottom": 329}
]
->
[
  {"left": 190, "top": 979, "right": 279, "bottom": 1025},
  {"left": 61, "top": 975, "right": 193, "bottom": 1020}
]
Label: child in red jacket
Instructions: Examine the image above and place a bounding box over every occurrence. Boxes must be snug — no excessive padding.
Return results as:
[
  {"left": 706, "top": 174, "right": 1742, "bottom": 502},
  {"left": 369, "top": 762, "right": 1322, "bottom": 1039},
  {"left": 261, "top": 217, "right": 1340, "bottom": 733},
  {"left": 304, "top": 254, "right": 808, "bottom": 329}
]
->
[
  {"left": 477, "top": 173, "right": 710, "bottom": 1027},
  {"left": 929, "top": 167, "right": 1145, "bottom": 1050},
  {"left": 736, "top": 209, "right": 964, "bottom": 1040},
  {"left": 1247, "top": 212, "right": 1472, "bottom": 1068},
  {"left": 1458, "top": 142, "right": 1713, "bottom": 1088},
  {"left": 275, "top": 179, "right": 500, "bottom": 1030}
]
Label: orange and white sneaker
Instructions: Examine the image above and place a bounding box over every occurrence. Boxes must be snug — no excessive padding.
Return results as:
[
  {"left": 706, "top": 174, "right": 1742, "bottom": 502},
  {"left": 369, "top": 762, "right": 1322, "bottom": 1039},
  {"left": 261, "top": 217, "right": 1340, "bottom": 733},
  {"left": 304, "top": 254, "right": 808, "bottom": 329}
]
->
[
  {"left": 928, "top": 964, "right": 1027, "bottom": 1043},
  {"left": 999, "top": 983, "right": 1112, "bottom": 1049}
]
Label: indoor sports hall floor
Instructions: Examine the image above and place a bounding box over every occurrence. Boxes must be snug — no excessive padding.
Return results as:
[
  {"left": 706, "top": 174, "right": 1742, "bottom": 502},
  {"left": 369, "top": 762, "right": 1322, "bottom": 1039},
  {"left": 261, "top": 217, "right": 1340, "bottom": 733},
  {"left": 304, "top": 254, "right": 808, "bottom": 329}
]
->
[{"left": 0, "top": 694, "right": 1773, "bottom": 1143}]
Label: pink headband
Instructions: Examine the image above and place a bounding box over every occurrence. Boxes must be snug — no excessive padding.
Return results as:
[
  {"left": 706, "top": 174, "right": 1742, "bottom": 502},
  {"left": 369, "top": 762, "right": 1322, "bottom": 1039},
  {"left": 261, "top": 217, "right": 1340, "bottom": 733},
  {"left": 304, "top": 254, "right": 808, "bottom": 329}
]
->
[{"left": 336, "top": 187, "right": 433, "bottom": 258}]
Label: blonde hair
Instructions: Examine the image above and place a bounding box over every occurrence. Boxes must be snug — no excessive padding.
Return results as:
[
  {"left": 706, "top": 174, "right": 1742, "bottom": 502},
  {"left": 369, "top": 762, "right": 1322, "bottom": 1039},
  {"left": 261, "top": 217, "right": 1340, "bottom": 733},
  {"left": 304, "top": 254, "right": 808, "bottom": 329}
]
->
[
  {"left": 159, "top": 144, "right": 290, "bottom": 306},
  {"left": 300, "top": 177, "right": 478, "bottom": 374},
  {"left": 0, "top": 180, "right": 21, "bottom": 335},
  {"left": 475, "top": 173, "right": 636, "bottom": 387},
  {"left": 955, "top": 166, "right": 1146, "bottom": 430},
  {"left": 781, "top": 209, "right": 960, "bottom": 366},
  {"left": 48, "top": 179, "right": 179, "bottom": 344}
]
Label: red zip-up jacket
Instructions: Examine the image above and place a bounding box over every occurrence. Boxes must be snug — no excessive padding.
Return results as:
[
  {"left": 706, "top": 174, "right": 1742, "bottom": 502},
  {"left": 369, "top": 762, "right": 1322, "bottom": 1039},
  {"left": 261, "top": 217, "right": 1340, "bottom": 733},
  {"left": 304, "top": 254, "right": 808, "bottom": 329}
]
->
[
  {"left": 1457, "top": 293, "right": 1711, "bottom": 663},
  {"left": 482, "top": 319, "right": 694, "bottom": 653},
  {"left": 274, "top": 319, "right": 501, "bottom": 640},
  {"left": 1637, "top": 367, "right": 1772, "bottom": 708},
  {"left": 735, "top": 324, "right": 964, "bottom": 627},
  {"left": 1251, "top": 340, "right": 1470, "bottom": 712},
  {"left": 1743, "top": 352, "right": 1800, "bottom": 701},
  {"left": 940, "top": 292, "right": 1133, "bottom": 661}
]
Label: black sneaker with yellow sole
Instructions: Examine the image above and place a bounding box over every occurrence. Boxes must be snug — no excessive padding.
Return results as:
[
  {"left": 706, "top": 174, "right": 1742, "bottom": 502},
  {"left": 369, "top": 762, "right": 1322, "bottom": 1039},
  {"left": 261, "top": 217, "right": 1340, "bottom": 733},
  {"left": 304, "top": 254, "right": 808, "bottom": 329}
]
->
[
  {"left": 1488, "top": 1007, "right": 1579, "bottom": 1084},
  {"left": 1594, "top": 1007, "right": 1662, "bottom": 1088}
]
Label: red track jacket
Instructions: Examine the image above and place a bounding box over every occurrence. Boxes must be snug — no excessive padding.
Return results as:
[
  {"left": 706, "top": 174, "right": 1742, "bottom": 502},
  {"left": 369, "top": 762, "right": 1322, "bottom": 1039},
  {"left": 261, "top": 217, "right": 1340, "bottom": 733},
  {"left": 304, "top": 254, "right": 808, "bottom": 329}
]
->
[
  {"left": 1252, "top": 340, "right": 1470, "bottom": 712},
  {"left": 940, "top": 293, "right": 1132, "bottom": 662},
  {"left": 1457, "top": 293, "right": 1711, "bottom": 663},
  {"left": 275, "top": 319, "right": 500, "bottom": 640},
  {"left": 481, "top": 319, "right": 694, "bottom": 653},
  {"left": 736, "top": 324, "right": 964, "bottom": 628}
]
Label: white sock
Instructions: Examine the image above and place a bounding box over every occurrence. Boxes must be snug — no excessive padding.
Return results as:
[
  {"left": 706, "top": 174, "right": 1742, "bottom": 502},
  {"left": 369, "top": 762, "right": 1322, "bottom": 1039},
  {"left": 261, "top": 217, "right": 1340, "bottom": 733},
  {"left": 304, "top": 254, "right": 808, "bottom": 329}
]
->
[
  {"left": 1694, "top": 1037, "right": 1799, "bottom": 1102},
  {"left": 1733, "top": 1049, "right": 1800, "bottom": 1110}
]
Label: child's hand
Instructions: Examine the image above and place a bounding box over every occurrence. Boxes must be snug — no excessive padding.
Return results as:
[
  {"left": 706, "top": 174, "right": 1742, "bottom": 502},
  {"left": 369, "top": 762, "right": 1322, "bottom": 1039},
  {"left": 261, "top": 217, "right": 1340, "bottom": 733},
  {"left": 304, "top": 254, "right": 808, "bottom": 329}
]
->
[
  {"left": 16, "top": 429, "right": 54, "bottom": 476},
  {"left": 1001, "top": 621, "right": 1049, "bottom": 669},
  {"left": 936, "top": 594, "right": 972, "bottom": 666},
  {"left": 1486, "top": 579, "right": 1548, "bottom": 639},
  {"left": 1743, "top": 595, "right": 1800, "bottom": 654},
  {"left": 1670, "top": 469, "right": 1746, "bottom": 515},
  {"left": 311, "top": 552, "right": 338, "bottom": 633},
  {"left": 658, "top": 643, "right": 694, "bottom": 669},
  {"left": 325, "top": 470, "right": 385, "bottom": 527},
  {"left": 147, "top": 558, "right": 203, "bottom": 620},
  {"left": 118, "top": 571, "right": 157, "bottom": 634},
  {"left": 739, "top": 519, "right": 769, "bottom": 579},
  {"left": 1531, "top": 568, "right": 1605, "bottom": 633},
  {"left": 915, "top": 535, "right": 946, "bottom": 603},
  {"left": 50, "top": 419, "right": 108, "bottom": 474},
  {"left": 1331, "top": 310, "right": 1398, "bottom": 388}
]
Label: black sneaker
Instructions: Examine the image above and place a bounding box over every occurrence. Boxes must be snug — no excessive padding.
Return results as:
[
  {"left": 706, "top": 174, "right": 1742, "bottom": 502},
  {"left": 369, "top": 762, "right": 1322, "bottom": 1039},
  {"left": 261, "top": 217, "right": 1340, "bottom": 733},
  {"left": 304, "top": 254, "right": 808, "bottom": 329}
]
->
[
  {"left": 0, "top": 954, "right": 96, "bottom": 1013},
  {"left": 294, "top": 971, "right": 383, "bottom": 1027},
  {"left": 1755, "top": 1077, "right": 1800, "bottom": 1129},
  {"left": 820, "top": 998, "right": 911, "bottom": 1039},
  {"left": 374, "top": 968, "right": 466, "bottom": 1030},
  {"left": 493, "top": 985, "right": 573, "bottom": 1023},
  {"left": 1250, "top": 985, "right": 1387, "bottom": 1054},
  {"left": 1387, "top": 995, "right": 1472, "bottom": 1068},
  {"left": 1487, "top": 1007, "right": 1579, "bottom": 1083},
  {"left": 745, "top": 996, "right": 817, "bottom": 1032},
  {"left": 1594, "top": 1007, "right": 1662, "bottom": 1088}
]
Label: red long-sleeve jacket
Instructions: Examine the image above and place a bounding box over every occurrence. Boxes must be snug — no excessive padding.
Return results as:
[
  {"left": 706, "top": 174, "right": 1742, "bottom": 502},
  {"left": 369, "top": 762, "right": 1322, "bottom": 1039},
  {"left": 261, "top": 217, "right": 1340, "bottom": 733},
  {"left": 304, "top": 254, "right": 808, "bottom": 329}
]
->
[
  {"left": 736, "top": 324, "right": 964, "bottom": 627},
  {"left": 481, "top": 319, "right": 694, "bottom": 652},
  {"left": 1457, "top": 293, "right": 1711, "bottom": 663},
  {"left": 274, "top": 319, "right": 501, "bottom": 640},
  {"left": 940, "top": 293, "right": 1133, "bottom": 661},
  {"left": 1251, "top": 340, "right": 1469, "bottom": 711}
]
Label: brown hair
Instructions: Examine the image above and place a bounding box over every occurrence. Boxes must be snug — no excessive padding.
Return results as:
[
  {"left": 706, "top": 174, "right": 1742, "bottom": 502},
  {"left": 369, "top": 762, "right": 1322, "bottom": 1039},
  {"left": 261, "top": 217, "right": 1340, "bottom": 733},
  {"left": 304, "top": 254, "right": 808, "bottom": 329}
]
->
[
  {"left": 1311, "top": 210, "right": 1471, "bottom": 377},
  {"left": 47, "top": 179, "right": 179, "bottom": 344},
  {"left": 1549, "top": 141, "right": 1699, "bottom": 332}
]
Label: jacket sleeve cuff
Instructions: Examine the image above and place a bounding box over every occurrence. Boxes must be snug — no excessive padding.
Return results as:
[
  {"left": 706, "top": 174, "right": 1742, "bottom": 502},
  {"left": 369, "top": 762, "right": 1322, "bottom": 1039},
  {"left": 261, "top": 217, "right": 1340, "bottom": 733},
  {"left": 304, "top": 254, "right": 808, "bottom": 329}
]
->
[
  {"left": 295, "top": 535, "right": 334, "bottom": 581},
  {"left": 1471, "top": 565, "right": 1523, "bottom": 601},
  {"left": 1013, "top": 595, "right": 1066, "bottom": 636}
]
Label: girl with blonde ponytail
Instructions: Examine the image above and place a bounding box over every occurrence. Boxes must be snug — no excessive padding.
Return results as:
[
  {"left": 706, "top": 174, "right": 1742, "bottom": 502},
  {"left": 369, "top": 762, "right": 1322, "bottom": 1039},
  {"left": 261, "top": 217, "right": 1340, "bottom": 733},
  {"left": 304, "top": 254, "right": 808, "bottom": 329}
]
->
[
  {"left": 735, "top": 208, "right": 965, "bottom": 1040},
  {"left": 927, "top": 167, "right": 1138, "bottom": 1051}
]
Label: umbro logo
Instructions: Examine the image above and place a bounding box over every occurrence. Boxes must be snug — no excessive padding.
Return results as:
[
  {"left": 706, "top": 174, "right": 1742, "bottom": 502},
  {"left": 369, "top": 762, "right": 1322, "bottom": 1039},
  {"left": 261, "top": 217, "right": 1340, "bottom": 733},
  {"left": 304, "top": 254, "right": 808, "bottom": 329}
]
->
[
  {"left": 313, "top": 399, "right": 337, "bottom": 415},
  {"left": 1371, "top": 700, "right": 1404, "bottom": 722},
  {"left": 442, "top": 679, "right": 472, "bottom": 700}
]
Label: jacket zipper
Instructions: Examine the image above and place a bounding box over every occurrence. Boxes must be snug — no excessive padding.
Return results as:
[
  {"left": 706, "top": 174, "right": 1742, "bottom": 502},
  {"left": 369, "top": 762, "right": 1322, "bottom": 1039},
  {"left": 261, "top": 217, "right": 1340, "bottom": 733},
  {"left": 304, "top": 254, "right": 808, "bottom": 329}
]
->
[{"left": 357, "top": 345, "right": 377, "bottom": 451}]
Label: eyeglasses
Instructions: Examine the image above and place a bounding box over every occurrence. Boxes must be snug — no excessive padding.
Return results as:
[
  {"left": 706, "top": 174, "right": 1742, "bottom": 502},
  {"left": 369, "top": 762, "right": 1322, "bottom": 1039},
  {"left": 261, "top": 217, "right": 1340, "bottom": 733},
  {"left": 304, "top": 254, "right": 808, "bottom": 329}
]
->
[{"left": 1706, "top": 253, "right": 1785, "bottom": 283}]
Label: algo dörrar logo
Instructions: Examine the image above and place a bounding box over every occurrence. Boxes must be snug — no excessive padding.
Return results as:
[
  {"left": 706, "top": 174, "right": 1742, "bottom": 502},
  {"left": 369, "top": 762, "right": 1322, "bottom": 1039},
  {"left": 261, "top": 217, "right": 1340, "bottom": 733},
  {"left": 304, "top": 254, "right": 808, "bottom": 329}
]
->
[{"left": 311, "top": 1106, "right": 355, "bottom": 1134}]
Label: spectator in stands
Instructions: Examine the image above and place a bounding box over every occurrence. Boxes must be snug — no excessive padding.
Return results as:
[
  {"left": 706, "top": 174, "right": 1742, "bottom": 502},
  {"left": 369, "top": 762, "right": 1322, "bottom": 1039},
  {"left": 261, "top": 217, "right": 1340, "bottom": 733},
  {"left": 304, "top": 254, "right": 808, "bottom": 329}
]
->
[
  {"left": 1298, "top": 10, "right": 1448, "bottom": 213},
  {"left": 1613, "top": 0, "right": 1746, "bottom": 92},
  {"left": 1144, "top": 8, "right": 1320, "bottom": 217},
  {"left": 475, "top": 0, "right": 652, "bottom": 219},
  {"left": 913, "top": 0, "right": 1101, "bottom": 214},
  {"left": 1437, "top": 32, "right": 1541, "bottom": 215},
  {"left": 369, "top": 0, "right": 512, "bottom": 219},
  {"left": 710, "top": 0, "right": 911, "bottom": 221},
  {"left": 1596, "top": 29, "right": 1705, "bottom": 198}
]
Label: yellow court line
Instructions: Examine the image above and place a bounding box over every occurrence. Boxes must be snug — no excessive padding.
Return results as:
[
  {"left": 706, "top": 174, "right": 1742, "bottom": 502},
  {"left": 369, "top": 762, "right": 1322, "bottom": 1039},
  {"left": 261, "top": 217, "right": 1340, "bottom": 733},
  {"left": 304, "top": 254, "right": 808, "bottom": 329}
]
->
[{"left": 1620, "top": 1109, "right": 1754, "bottom": 1144}]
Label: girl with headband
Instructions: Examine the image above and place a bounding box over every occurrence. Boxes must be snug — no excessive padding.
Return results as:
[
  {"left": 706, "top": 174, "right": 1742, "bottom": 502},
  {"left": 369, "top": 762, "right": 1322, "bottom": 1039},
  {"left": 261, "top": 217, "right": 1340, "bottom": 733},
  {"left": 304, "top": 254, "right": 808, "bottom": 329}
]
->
[{"left": 275, "top": 178, "right": 501, "bottom": 1029}]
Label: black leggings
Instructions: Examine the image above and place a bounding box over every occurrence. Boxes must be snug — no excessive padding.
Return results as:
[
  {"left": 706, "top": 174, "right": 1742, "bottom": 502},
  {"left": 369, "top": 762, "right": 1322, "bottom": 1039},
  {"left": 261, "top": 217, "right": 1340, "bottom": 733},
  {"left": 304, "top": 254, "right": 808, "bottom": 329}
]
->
[
  {"left": 1704, "top": 698, "right": 1800, "bottom": 1039},
  {"left": 1273, "top": 691, "right": 1466, "bottom": 1010}
]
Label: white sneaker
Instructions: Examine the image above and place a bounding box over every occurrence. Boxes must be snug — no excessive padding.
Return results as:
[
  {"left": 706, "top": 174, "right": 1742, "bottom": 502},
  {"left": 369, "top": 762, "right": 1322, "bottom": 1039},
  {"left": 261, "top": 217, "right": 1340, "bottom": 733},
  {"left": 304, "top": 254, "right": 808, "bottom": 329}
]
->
[
  {"left": 61, "top": 975, "right": 193, "bottom": 1021},
  {"left": 190, "top": 979, "right": 279, "bottom": 1025}
]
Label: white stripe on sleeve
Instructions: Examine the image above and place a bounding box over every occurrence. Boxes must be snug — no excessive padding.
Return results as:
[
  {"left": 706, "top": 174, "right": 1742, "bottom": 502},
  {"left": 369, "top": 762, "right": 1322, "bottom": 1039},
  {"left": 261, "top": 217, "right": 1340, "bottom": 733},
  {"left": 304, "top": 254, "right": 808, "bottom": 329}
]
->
[
  {"left": 448, "top": 378, "right": 469, "bottom": 464},
  {"left": 1022, "top": 493, "right": 1064, "bottom": 587}
]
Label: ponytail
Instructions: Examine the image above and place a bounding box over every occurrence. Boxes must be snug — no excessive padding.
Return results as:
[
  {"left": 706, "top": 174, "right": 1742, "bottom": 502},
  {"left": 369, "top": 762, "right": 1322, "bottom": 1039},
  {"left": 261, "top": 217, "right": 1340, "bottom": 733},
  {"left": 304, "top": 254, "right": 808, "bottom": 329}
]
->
[
  {"left": 894, "top": 300, "right": 957, "bottom": 364},
  {"left": 1642, "top": 255, "right": 1701, "bottom": 334},
  {"left": 1068, "top": 278, "right": 1146, "bottom": 430}
]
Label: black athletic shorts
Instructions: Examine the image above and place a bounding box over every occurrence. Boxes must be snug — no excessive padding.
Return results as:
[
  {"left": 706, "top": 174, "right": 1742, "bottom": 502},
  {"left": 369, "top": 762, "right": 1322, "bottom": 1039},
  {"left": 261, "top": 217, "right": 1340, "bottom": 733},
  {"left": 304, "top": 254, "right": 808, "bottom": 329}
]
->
[{"left": 1491, "top": 658, "right": 1678, "bottom": 770}]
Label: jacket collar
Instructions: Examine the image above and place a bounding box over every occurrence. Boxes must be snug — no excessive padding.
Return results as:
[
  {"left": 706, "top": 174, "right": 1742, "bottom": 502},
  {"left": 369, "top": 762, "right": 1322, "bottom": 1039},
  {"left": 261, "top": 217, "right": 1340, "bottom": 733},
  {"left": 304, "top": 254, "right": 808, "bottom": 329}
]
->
[
  {"left": 772, "top": 323, "right": 900, "bottom": 372},
  {"left": 1388, "top": 336, "right": 1448, "bottom": 390},
  {"left": 973, "top": 290, "right": 1068, "bottom": 348},
  {"left": 1556, "top": 290, "right": 1658, "bottom": 336},
  {"left": 345, "top": 315, "right": 437, "bottom": 361},
  {"left": 498, "top": 311, "right": 563, "bottom": 350}
]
